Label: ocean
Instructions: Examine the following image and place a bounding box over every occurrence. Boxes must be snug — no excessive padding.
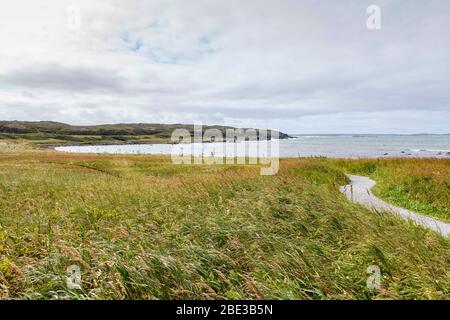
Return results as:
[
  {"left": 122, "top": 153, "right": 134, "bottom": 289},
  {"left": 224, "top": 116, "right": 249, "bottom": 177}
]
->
[{"left": 55, "top": 134, "right": 450, "bottom": 159}]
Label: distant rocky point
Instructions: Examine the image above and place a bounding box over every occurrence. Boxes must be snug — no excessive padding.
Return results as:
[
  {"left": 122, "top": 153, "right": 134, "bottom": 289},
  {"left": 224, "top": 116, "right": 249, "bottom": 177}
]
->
[{"left": 0, "top": 121, "right": 291, "bottom": 147}]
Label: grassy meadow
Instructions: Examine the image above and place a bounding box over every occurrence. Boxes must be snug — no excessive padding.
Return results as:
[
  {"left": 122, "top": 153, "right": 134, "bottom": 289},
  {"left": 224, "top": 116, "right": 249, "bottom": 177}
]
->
[
  {"left": 329, "top": 159, "right": 450, "bottom": 222},
  {"left": 0, "top": 143, "right": 449, "bottom": 299}
]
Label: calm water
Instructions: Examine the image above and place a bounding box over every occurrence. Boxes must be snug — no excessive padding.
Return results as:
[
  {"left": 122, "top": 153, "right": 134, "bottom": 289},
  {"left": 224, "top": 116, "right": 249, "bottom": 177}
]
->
[{"left": 55, "top": 135, "right": 450, "bottom": 158}]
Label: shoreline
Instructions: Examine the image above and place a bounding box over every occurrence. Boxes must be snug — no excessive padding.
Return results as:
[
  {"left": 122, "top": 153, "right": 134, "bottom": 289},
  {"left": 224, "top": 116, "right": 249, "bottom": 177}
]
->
[{"left": 53, "top": 141, "right": 450, "bottom": 159}]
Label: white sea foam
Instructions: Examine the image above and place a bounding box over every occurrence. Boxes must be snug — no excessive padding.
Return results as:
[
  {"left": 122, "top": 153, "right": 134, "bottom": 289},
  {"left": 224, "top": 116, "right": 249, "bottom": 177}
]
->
[{"left": 56, "top": 135, "right": 450, "bottom": 159}]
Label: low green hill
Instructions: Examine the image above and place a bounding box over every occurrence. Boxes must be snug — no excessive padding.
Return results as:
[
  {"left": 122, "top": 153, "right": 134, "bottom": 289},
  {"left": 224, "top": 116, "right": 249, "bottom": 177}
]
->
[{"left": 0, "top": 121, "right": 290, "bottom": 147}]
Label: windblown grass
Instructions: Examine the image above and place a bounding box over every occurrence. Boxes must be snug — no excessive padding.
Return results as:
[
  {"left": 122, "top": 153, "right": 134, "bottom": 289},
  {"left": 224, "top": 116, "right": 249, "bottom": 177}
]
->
[
  {"left": 0, "top": 148, "right": 448, "bottom": 299},
  {"left": 330, "top": 158, "right": 450, "bottom": 222}
]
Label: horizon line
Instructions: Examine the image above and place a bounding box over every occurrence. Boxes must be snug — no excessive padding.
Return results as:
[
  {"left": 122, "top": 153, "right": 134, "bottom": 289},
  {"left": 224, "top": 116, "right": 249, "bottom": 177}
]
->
[{"left": 0, "top": 119, "right": 448, "bottom": 136}]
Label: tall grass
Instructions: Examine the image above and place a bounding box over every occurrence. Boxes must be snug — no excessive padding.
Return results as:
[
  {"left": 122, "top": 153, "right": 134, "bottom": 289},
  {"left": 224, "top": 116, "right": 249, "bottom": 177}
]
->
[
  {"left": 330, "top": 158, "right": 450, "bottom": 222},
  {"left": 0, "top": 150, "right": 448, "bottom": 299}
]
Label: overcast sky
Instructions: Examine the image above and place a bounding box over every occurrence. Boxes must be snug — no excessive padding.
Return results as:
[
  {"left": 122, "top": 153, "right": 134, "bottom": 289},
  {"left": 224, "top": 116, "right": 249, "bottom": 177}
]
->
[{"left": 0, "top": 0, "right": 449, "bottom": 133}]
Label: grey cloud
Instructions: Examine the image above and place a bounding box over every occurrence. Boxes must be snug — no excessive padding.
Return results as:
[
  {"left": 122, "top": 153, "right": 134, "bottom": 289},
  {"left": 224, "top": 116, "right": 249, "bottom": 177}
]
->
[
  {"left": 1, "top": 0, "right": 450, "bottom": 133},
  {"left": 0, "top": 64, "right": 127, "bottom": 93},
  {"left": 0, "top": 63, "right": 189, "bottom": 97}
]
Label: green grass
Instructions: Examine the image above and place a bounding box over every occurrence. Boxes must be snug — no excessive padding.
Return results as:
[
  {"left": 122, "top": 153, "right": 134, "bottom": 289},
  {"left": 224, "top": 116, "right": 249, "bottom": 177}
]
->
[
  {"left": 0, "top": 121, "right": 290, "bottom": 147},
  {"left": 0, "top": 148, "right": 448, "bottom": 300},
  {"left": 330, "top": 158, "right": 450, "bottom": 222},
  {"left": 0, "top": 132, "right": 175, "bottom": 147}
]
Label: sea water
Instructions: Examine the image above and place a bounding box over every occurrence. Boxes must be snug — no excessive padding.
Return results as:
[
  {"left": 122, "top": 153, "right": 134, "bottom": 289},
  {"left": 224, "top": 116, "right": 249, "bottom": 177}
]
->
[{"left": 55, "top": 134, "right": 450, "bottom": 158}]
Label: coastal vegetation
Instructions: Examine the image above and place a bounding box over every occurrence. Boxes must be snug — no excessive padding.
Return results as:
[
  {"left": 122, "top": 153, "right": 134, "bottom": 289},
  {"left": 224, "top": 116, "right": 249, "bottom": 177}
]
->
[
  {"left": 0, "top": 144, "right": 448, "bottom": 299},
  {"left": 0, "top": 121, "right": 290, "bottom": 147},
  {"left": 330, "top": 158, "right": 450, "bottom": 222}
]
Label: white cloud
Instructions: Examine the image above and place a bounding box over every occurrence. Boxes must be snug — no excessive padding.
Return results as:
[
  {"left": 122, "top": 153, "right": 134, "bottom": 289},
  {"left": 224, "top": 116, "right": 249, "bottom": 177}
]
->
[{"left": 0, "top": 0, "right": 449, "bottom": 133}]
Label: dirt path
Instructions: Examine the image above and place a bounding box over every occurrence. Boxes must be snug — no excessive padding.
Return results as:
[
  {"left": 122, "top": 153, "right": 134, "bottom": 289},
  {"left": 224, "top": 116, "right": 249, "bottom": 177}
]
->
[{"left": 340, "top": 174, "right": 449, "bottom": 237}]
